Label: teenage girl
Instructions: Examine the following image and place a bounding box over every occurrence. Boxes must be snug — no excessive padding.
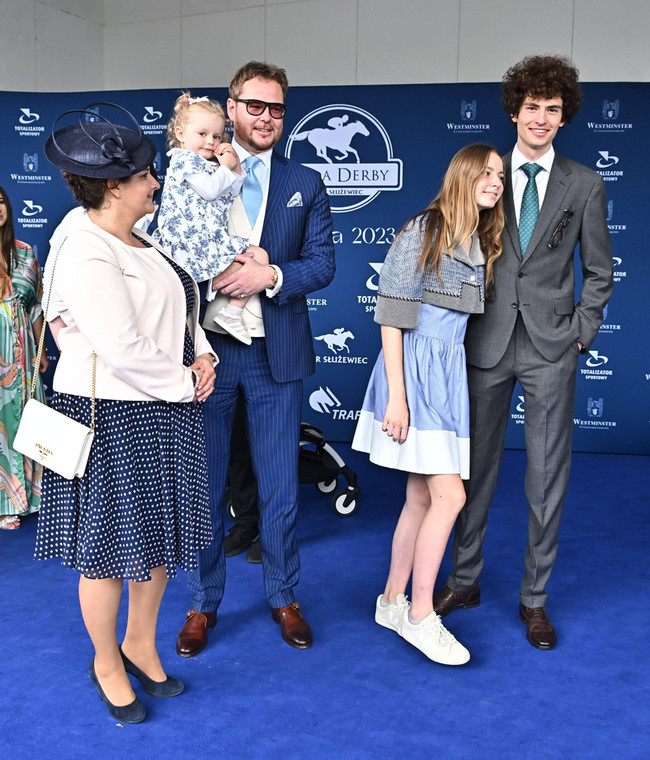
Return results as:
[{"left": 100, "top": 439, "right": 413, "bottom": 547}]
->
[{"left": 352, "top": 144, "right": 505, "bottom": 665}]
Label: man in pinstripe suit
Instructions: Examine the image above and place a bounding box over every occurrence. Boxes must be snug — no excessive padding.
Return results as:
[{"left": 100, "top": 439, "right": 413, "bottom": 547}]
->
[{"left": 176, "top": 61, "right": 335, "bottom": 655}]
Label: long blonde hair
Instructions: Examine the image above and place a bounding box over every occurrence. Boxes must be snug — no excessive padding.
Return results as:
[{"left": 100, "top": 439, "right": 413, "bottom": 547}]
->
[
  {"left": 166, "top": 91, "right": 226, "bottom": 149},
  {"left": 411, "top": 144, "right": 504, "bottom": 294}
]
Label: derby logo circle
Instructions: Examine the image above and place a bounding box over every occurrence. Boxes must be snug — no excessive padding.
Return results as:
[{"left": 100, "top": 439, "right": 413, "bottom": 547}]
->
[{"left": 285, "top": 104, "right": 402, "bottom": 213}]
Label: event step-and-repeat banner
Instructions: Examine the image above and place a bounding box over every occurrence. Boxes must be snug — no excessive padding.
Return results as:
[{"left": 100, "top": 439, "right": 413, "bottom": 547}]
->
[{"left": 2, "top": 83, "right": 648, "bottom": 454}]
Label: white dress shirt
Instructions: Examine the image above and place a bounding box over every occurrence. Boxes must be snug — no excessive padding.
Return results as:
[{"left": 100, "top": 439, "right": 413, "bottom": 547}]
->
[{"left": 510, "top": 145, "right": 555, "bottom": 225}]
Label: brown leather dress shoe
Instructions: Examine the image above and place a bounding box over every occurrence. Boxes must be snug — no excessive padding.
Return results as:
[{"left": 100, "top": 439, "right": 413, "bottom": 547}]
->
[
  {"left": 271, "top": 602, "right": 313, "bottom": 649},
  {"left": 176, "top": 610, "right": 217, "bottom": 658},
  {"left": 433, "top": 583, "right": 481, "bottom": 617},
  {"left": 519, "top": 604, "right": 557, "bottom": 650}
]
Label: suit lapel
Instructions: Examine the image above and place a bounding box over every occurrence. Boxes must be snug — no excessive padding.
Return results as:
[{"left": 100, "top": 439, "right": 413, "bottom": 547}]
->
[
  {"left": 261, "top": 152, "right": 290, "bottom": 246},
  {"left": 503, "top": 153, "right": 522, "bottom": 258}
]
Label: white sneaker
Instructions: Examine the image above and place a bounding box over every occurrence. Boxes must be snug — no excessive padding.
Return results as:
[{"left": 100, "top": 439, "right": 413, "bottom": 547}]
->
[
  {"left": 401, "top": 611, "right": 470, "bottom": 665},
  {"left": 375, "top": 594, "right": 410, "bottom": 635},
  {"left": 213, "top": 309, "right": 252, "bottom": 345}
]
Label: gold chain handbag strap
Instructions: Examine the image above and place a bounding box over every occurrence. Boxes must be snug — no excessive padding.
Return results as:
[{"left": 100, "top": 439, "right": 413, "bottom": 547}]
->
[{"left": 32, "top": 236, "right": 97, "bottom": 431}]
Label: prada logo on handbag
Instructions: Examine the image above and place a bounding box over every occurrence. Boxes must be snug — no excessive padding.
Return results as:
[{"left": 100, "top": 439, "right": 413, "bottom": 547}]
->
[
  {"left": 35, "top": 443, "right": 54, "bottom": 460},
  {"left": 13, "top": 236, "right": 97, "bottom": 480}
]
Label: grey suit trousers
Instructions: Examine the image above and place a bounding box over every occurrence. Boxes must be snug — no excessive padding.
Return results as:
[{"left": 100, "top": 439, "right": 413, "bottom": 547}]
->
[{"left": 448, "top": 314, "right": 579, "bottom": 607}]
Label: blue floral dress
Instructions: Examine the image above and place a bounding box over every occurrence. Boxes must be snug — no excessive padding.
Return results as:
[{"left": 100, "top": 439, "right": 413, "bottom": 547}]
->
[{"left": 154, "top": 148, "right": 249, "bottom": 281}]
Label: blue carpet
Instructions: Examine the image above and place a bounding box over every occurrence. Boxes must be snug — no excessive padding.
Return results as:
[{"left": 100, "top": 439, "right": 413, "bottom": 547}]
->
[{"left": 0, "top": 448, "right": 648, "bottom": 760}]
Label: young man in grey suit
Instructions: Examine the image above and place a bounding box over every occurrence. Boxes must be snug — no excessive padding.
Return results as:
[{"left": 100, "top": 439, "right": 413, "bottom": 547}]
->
[{"left": 434, "top": 55, "right": 613, "bottom": 649}]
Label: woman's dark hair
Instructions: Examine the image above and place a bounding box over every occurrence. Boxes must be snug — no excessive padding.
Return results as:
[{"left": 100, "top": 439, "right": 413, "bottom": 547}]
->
[
  {"left": 0, "top": 186, "right": 18, "bottom": 272},
  {"left": 501, "top": 55, "right": 583, "bottom": 124},
  {"left": 62, "top": 172, "right": 113, "bottom": 210}
]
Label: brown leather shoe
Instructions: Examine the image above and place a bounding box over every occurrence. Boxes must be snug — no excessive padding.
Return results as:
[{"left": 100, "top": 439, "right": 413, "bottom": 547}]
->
[
  {"left": 176, "top": 610, "right": 217, "bottom": 658},
  {"left": 433, "top": 583, "right": 481, "bottom": 617},
  {"left": 519, "top": 604, "right": 557, "bottom": 650},
  {"left": 271, "top": 602, "right": 313, "bottom": 649}
]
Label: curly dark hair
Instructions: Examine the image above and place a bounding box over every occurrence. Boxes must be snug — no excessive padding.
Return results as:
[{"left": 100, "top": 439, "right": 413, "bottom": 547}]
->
[
  {"left": 501, "top": 55, "right": 583, "bottom": 124},
  {"left": 62, "top": 172, "right": 112, "bottom": 210}
]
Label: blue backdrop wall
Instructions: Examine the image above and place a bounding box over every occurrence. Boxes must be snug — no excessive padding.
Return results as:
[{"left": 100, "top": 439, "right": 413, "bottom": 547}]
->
[{"left": 2, "top": 83, "right": 647, "bottom": 454}]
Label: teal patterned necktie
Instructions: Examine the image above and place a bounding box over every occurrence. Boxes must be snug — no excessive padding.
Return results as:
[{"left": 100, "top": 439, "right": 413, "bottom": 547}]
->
[
  {"left": 242, "top": 155, "right": 264, "bottom": 226},
  {"left": 518, "top": 162, "right": 542, "bottom": 255}
]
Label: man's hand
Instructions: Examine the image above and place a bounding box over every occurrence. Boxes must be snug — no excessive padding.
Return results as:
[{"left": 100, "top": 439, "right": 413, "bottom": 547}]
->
[{"left": 210, "top": 253, "right": 274, "bottom": 298}]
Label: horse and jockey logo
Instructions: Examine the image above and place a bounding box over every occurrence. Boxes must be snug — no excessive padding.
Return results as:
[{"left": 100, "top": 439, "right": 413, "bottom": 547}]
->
[
  {"left": 291, "top": 115, "right": 369, "bottom": 163},
  {"left": 286, "top": 104, "right": 402, "bottom": 213},
  {"left": 315, "top": 328, "right": 355, "bottom": 354}
]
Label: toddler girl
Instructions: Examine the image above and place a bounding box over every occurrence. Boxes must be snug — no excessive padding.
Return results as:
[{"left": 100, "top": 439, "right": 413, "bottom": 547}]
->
[{"left": 154, "top": 92, "right": 267, "bottom": 344}]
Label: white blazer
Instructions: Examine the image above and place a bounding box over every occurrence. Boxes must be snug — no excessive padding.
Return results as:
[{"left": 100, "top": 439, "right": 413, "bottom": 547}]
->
[{"left": 50, "top": 223, "right": 214, "bottom": 402}]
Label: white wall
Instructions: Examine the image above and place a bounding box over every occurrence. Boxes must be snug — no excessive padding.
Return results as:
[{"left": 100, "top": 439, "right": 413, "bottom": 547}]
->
[{"left": 1, "top": 0, "right": 648, "bottom": 91}]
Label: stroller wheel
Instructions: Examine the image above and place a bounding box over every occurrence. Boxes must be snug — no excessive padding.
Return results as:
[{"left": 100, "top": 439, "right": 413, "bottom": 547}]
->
[
  {"left": 316, "top": 478, "right": 338, "bottom": 494},
  {"left": 332, "top": 490, "right": 358, "bottom": 517}
]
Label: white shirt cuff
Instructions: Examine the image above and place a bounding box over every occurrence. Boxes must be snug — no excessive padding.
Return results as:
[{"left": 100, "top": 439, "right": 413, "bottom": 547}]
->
[{"left": 265, "top": 265, "right": 283, "bottom": 298}]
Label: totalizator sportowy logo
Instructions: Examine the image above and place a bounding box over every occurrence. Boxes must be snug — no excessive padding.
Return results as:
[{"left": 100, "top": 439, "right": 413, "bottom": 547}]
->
[{"left": 285, "top": 104, "right": 403, "bottom": 213}]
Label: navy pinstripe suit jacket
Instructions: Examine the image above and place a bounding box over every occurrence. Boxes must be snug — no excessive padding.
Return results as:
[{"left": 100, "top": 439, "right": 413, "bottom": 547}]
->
[{"left": 259, "top": 151, "right": 336, "bottom": 383}]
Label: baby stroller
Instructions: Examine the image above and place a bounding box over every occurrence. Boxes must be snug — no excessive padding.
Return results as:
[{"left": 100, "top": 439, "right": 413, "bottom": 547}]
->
[{"left": 299, "top": 422, "right": 361, "bottom": 516}]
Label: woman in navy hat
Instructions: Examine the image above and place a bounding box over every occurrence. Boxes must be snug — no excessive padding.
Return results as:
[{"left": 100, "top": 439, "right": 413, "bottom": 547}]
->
[{"left": 35, "top": 104, "right": 217, "bottom": 724}]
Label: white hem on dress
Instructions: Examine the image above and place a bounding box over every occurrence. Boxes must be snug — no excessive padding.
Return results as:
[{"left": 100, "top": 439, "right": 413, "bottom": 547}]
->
[{"left": 352, "top": 411, "right": 469, "bottom": 479}]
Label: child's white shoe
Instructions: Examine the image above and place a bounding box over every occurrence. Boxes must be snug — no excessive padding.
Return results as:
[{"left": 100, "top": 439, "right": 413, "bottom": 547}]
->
[{"left": 214, "top": 308, "right": 252, "bottom": 345}]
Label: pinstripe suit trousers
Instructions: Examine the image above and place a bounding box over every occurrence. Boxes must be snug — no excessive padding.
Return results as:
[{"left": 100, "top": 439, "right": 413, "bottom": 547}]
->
[{"left": 187, "top": 333, "right": 303, "bottom": 611}]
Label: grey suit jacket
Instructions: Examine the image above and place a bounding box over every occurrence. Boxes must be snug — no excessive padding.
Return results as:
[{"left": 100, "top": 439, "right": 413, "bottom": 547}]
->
[{"left": 465, "top": 150, "right": 613, "bottom": 367}]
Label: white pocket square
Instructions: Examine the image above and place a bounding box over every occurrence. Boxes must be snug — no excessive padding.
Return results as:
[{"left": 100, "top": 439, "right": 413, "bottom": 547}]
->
[{"left": 287, "top": 192, "right": 303, "bottom": 207}]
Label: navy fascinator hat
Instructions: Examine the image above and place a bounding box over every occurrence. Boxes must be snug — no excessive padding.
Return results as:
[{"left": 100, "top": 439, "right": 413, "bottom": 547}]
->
[{"left": 45, "top": 102, "right": 156, "bottom": 179}]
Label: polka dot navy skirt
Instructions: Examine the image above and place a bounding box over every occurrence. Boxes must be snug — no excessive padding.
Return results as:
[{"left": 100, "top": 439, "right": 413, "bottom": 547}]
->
[{"left": 34, "top": 249, "right": 214, "bottom": 582}]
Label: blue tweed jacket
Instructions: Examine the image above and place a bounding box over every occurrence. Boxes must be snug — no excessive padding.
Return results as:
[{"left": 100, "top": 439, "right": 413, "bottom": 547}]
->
[{"left": 375, "top": 219, "right": 486, "bottom": 329}]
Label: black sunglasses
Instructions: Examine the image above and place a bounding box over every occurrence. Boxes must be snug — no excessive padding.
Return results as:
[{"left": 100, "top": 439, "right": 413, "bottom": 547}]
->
[
  {"left": 234, "top": 99, "right": 288, "bottom": 119},
  {"left": 548, "top": 209, "right": 574, "bottom": 249}
]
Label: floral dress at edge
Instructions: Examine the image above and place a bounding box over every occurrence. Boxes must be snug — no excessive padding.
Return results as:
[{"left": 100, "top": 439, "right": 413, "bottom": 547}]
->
[{"left": 0, "top": 240, "right": 46, "bottom": 520}]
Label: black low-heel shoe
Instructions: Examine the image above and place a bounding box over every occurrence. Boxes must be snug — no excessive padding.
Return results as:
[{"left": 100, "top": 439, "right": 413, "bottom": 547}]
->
[
  {"left": 88, "top": 660, "right": 146, "bottom": 724},
  {"left": 119, "top": 647, "right": 184, "bottom": 698}
]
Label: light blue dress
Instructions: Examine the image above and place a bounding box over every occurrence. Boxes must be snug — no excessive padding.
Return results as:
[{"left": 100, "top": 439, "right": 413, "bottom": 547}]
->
[{"left": 352, "top": 303, "right": 470, "bottom": 478}]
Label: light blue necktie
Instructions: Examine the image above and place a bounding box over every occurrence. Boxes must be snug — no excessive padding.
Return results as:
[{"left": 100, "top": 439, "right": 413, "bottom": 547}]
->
[
  {"left": 518, "top": 162, "right": 542, "bottom": 255},
  {"left": 241, "top": 155, "right": 264, "bottom": 227}
]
